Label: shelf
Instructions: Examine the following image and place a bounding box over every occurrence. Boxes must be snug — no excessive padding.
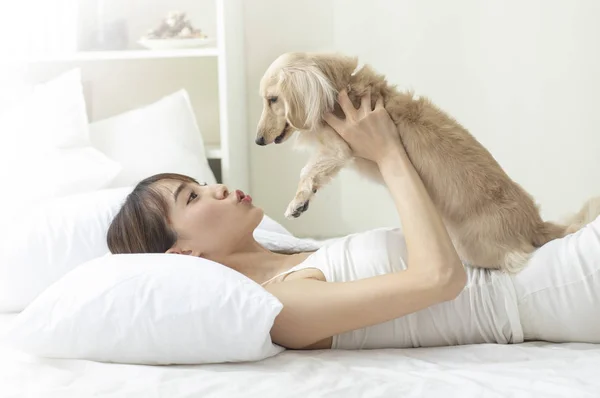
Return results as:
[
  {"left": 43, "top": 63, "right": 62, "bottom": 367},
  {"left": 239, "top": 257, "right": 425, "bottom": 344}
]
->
[
  {"left": 205, "top": 143, "right": 222, "bottom": 159},
  {"left": 16, "top": 48, "right": 219, "bottom": 63}
]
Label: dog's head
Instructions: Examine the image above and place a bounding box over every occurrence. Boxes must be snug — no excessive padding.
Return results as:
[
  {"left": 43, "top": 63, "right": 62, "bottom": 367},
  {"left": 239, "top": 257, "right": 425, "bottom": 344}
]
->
[{"left": 255, "top": 52, "right": 358, "bottom": 146}]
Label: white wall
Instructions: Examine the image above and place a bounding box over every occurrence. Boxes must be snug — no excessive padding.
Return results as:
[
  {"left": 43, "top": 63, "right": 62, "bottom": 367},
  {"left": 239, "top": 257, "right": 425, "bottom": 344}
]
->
[{"left": 245, "top": 0, "right": 600, "bottom": 238}]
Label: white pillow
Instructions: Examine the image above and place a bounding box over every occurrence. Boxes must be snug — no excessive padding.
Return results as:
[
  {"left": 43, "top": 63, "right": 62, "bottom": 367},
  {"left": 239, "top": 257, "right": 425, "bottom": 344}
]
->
[
  {"left": 0, "top": 68, "right": 121, "bottom": 212},
  {"left": 2, "top": 147, "right": 121, "bottom": 212},
  {"left": 0, "top": 69, "right": 91, "bottom": 152},
  {"left": 4, "top": 254, "right": 285, "bottom": 365},
  {"left": 90, "top": 89, "right": 217, "bottom": 187},
  {"left": 257, "top": 215, "right": 293, "bottom": 236},
  {"left": 0, "top": 187, "right": 132, "bottom": 313}
]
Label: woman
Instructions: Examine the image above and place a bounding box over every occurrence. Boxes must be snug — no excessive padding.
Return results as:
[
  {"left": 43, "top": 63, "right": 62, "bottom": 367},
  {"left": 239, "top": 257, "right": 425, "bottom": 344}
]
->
[{"left": 107, "top": 91, "right": 600, "bottom": 351}]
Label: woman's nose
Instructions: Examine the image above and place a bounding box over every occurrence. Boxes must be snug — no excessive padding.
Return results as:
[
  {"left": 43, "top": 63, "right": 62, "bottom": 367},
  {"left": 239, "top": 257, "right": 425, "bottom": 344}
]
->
[{"left": 216, "top": 185, "right": 229, "bottom": 199}]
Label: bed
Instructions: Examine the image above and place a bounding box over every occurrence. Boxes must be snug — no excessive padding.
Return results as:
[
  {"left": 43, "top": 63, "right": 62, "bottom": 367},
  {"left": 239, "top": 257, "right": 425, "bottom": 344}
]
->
[
  {"left": 1, "top": 314, "right": 599, "bottom": 398},
  {"left": 4, "top": 56, "right": 600, "bottom": 398}
]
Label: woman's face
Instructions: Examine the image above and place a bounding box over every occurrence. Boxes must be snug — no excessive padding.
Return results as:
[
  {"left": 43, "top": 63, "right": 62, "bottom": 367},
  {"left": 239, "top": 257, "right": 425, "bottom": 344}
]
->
[{"left": 158, "top": 180, "right": 263, "bottom": 257}]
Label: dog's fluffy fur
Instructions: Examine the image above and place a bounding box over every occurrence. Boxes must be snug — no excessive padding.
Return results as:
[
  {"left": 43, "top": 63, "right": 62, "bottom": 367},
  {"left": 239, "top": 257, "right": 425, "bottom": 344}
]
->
[{"left": 256, "top": 52, "right": 599, "bottom": 273}]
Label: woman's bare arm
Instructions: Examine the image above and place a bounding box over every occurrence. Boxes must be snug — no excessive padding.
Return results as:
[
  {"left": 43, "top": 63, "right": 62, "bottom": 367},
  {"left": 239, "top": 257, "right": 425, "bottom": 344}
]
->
[
  {"left": 266, "top": 266, "right": 463, "bottom": 349},
  {"left": 378, "top": 150, "right": 465, "bottom": 284}
]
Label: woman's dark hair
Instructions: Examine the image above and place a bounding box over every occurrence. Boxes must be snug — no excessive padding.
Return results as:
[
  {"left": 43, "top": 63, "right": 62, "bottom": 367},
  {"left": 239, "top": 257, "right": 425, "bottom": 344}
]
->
[{"left": 107, "top": 173, "right": 199, "bottom": 254}]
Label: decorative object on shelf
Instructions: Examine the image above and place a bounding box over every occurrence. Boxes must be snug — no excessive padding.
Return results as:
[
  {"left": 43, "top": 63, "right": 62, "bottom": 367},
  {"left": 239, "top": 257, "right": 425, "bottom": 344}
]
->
[{"left": 138, "top": 11, "right": 215, "bottom": 50}]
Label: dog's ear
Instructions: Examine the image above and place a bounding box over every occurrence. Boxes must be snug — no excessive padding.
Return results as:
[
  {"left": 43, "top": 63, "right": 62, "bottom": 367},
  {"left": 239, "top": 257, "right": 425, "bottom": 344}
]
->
[
  {"left": 313, "top": 53, "right": 359, "bottom": 87},
  {"left": 279, "top": 64, "right": 336, "bottom": 131}
]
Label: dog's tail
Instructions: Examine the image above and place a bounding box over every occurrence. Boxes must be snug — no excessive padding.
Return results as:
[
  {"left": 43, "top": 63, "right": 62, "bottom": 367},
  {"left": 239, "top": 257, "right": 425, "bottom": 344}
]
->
[
  {"left": 532, "top": 196, "right": 600, "bottom": 247},
  {"left": 563, "top": 196, "right": 600, "bottom": 235}
]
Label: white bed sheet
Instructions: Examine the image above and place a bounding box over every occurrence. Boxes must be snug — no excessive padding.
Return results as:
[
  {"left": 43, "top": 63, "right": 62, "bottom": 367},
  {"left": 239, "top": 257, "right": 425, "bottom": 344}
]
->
[{"left": 1, "top": 313, "right": 600, "bottom": 398}]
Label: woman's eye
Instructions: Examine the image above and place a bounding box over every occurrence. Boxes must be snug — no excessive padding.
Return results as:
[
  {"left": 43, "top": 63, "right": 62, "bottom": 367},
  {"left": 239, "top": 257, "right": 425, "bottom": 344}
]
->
[
  {"left": 268, "top": 97, "right": 278, "bottom": 104},
  {"left": 187, "top": 191, "right": 198, "bottom": 205}
]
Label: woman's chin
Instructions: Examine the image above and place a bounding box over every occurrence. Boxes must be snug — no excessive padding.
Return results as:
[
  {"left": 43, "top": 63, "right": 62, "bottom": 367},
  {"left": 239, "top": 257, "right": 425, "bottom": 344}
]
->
[{"left": 253, "top": 207, "right": 265, "bottom": 225}]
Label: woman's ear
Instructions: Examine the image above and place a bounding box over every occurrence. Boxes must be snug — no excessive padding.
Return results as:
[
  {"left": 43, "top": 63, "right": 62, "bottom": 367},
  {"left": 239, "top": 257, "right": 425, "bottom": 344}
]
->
[
  {"left": 279, "top": 64, "right": 336, "bottom": 131},
  {"left": 165, "top": 246, "right": 199, "bottom": 256},
  {"left": 166, "top": 247, "right": 187, "bottom": 255}
]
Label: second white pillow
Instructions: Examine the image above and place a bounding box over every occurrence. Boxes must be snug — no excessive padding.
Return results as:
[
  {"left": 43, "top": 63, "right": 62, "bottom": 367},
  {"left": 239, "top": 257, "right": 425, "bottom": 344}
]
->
[{"left": 90, "top": 89, "right": 217, "bottom": 188}]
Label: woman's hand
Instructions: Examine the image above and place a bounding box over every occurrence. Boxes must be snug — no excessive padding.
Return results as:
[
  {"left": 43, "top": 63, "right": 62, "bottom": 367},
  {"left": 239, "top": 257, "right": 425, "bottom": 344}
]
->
[{"left": 324, "top": 89, "right": 405, "bottom": 165}]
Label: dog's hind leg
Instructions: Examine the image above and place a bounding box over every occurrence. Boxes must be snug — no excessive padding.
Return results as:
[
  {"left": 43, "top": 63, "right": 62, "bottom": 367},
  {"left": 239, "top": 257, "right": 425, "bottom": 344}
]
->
[
  {"left": 501, "top": 250, "right": 532, "bottom": 274},
  {"left": 456, "top": 233, "right": 534, "bottom": 274}
]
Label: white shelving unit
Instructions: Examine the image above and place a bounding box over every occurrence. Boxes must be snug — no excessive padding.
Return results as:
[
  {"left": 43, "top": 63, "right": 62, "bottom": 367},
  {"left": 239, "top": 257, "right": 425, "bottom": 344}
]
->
[
  {"left": 22, "top": 48, "right": 220, "bottom": 63},
  {"left": 22, "top": 0, "right": 249, "bottom": 192},
  {"left": 204, "top": 143, "right": 223, "bottom": 159}
]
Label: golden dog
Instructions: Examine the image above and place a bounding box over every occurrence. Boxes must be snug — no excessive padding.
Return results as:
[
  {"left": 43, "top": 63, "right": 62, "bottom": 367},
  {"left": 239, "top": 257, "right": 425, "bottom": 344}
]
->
[{"left": 256, "top": 52, "right": 598, "bottom": 272}]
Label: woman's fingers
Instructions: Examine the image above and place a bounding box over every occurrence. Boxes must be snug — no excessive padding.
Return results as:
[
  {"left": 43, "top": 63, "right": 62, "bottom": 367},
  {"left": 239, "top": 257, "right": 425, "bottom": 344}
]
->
[
  {"left": 375, "top": 96, "right": 384, "bottom": 110},
  {"left": 323, "top": 112, "right": 344, "bottom": 133},
  {"left": 337, "top": 90, "right": 356, "bottom": 120},
  {"left": 360, "top": 87, "right": 372, "bottom": 116}
]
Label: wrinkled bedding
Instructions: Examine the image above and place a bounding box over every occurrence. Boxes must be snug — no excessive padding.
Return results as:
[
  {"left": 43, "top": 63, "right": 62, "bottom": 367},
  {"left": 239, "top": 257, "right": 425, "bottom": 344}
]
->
[{"left": 1, "top": 314, "right": 599, "bottom": 398}]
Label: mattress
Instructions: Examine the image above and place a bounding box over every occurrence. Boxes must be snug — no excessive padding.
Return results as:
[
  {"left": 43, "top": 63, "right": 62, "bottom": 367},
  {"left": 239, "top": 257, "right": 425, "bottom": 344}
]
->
[{"left": 1, "top": 313, "right": 599, "bottom": 398}]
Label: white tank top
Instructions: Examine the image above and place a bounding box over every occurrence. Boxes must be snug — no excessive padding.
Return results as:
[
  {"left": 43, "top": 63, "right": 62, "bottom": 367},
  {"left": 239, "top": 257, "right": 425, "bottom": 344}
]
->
[{"left": 264, "top": 228, "right": 524, "bottom": 349}]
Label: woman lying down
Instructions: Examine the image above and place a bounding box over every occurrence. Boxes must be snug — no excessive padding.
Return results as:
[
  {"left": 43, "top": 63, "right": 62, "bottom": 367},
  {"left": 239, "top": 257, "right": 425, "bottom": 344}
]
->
[{"left": 107, "top": 92, "right": 600, "bottom": 351}]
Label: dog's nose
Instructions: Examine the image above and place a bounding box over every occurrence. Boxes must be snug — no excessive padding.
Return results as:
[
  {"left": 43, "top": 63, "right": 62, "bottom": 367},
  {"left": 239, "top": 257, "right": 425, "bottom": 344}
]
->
[{"left": 255, "top": 136, "right": 266, "bottom": 146}]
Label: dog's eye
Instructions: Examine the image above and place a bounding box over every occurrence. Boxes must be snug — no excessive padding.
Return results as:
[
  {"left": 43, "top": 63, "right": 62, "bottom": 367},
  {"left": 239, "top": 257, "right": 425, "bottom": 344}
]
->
[{"left": 268, "top": 97, "right": 278, "bottom": 104}]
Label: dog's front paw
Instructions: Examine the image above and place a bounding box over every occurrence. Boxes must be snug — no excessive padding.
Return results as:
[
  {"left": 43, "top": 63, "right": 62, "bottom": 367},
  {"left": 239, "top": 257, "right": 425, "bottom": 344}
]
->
[
  {"left": 284, "top": 190, "right": 314, "bottom": 219},
  {"left": 285, "top": 200, "right": 309, "bottom": 219}
]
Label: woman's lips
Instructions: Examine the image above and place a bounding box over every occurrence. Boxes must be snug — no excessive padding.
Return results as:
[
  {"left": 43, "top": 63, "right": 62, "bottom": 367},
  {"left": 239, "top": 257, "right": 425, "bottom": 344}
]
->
[
  {"left": 236, "top": 189, "right": 253, "bottom": 204},
  {"left": 242, "top": 195, "right": 252, "bottom": 203}
]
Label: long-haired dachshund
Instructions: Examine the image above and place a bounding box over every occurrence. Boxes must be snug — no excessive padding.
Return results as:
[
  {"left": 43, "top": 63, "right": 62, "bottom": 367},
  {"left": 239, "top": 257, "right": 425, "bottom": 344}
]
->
[{"left": 255, "top": 52, "right": 599, "bottom": 272}]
